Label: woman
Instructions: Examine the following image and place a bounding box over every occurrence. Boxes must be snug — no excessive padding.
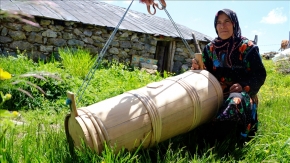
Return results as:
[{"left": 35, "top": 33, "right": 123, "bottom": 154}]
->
[{"left": 192, "top": 9, "right": 266, "bottom": 141}]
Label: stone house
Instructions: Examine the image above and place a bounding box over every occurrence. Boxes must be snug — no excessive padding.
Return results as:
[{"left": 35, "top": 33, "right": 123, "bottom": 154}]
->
[{"left": 0, "top": 0, "right": 213, "bottom": 74}]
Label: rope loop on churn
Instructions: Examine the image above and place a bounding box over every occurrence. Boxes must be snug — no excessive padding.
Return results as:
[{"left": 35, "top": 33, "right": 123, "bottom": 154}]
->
[
  {"left": 165, "top": 73, "right": 201, "bottom": 131},
  {"left": 127, "top": 91, "right": 162, "bottom": 147}
]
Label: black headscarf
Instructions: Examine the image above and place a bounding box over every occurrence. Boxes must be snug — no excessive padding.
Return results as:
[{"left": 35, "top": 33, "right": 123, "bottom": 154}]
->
[{"left": 211, "top": 9, "right": 245, "bottom": 67}]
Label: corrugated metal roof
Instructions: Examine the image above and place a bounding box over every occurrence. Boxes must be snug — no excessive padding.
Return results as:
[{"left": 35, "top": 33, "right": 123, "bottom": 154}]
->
[{"left": 1, "top": 0, "right": 213, "bottom": 41}]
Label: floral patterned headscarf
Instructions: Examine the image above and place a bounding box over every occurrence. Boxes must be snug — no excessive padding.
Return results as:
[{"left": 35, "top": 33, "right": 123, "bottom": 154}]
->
[{"left": 211, "top": 9, "right": 244, "bottom": 67}]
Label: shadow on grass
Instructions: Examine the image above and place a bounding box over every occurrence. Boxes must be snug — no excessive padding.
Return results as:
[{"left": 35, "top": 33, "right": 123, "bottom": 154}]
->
[
  {"left": 61, "top": 121, "right": 255, "bottom": 162},
  {"left": 138, "top": 121, "right": 253, "bottom": 162}
]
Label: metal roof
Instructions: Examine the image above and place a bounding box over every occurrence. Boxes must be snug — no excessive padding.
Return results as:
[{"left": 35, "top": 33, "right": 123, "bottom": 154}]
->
[{"left": 1, "top": 0, "right": 213, "bottom": 41}]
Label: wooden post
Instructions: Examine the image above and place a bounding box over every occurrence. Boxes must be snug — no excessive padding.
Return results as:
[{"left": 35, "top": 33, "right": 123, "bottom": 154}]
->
[
  {"left": 169, "top": 41, "right": 176, "bottom": 72},
  {"left": 254, "top": 35, "right": 258, "bottom": 45},
  {"left": 67, "top": 91, "right": 78, "bottom": 117},
  {"left": 166, "top": 41, "right": 173, "bottom": 72},
  {"left": 288, "top": 31, "right": 290, "bottom": 49}
]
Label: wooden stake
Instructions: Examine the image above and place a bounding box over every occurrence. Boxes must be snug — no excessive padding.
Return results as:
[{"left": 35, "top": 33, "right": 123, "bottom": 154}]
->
[{"left": 67, "top": 91, "right": 78, "bottom": 117}]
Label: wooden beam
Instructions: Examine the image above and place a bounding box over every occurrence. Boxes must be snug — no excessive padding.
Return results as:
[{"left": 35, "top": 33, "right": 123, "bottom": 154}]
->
[{"left": 153, "top": 37, "right": 175, "bottom": 41}]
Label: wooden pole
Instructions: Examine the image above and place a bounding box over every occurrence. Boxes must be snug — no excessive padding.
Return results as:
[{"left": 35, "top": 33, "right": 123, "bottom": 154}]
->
[
  {"left": 194, "top": 53, "right": 204, "bottom": 70},
  {"left": 191, "top": 32, "right": 202, "bottom": 53},
  {"left": 192, "top": 32, "right": 204, "bottom": 69}
]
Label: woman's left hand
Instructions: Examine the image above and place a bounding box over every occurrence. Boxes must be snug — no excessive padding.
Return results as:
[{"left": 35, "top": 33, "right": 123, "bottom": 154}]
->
[{"left": 230, "top": 83, "right": 242, "bottom": 93}]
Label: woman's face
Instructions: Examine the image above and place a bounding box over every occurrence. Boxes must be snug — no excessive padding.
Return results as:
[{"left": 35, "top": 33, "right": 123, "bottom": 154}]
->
[{"left": 216, "top": 13, "right": 234, "bottom": 40}]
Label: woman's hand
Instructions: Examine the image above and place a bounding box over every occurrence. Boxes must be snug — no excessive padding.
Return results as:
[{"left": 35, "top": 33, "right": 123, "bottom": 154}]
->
[
  {"left": 229, "top": 83, "right": 243, "bottom": 93},
  {"left": 191, "top": 58, "right": 200, "bottom": 70}
]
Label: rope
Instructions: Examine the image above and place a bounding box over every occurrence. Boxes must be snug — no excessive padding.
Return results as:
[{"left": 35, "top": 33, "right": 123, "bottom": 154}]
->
[
  {"left": 159, "top": 0, "right": 195, "bottom": 57},
  {"left": 127, "top": 91, "right": 162, "bottom": 147},
  {"left": 77, "top": 110, "right": 100, "bottom": 152},
  {"left": 77, "top": 108, "right": 110, "bottom": 153},
  {"left": 198, "top": 70, "right": 223, "bottom": 109},
  {"left": 76, "top": 0, "right": 134, "bottom": 106},
  {"left": 165, "top": 72, "right": 201, "bottom": 131}
]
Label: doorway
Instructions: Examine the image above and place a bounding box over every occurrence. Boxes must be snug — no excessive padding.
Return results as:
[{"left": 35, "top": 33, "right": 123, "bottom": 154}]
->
[{"left": 155, "top": 41, "right": 171, "bottom": 74}]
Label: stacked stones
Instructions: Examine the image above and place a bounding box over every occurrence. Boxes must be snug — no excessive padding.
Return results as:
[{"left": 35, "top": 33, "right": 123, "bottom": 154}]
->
[{"left": 0, "top": 17, "right": 206, "bottom": 73}]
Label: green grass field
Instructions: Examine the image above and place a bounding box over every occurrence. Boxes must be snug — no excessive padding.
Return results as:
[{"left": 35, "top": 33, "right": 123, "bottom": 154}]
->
[{"left": 0, "top": 50, "right": 289, "bottom": 162}]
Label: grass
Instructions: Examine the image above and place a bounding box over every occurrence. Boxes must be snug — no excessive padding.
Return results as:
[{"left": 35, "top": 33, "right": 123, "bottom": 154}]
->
[{"left": 0, "top": 50, "right": 290, "bottom": 162}]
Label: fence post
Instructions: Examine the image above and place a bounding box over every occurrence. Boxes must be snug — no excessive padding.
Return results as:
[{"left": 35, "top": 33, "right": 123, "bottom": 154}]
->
[
  {"left": 287, "top": 31, "right": 290, "bottom": 48},
  {"left": 254, "top": 35, "right": 258, "bottom": 45}
]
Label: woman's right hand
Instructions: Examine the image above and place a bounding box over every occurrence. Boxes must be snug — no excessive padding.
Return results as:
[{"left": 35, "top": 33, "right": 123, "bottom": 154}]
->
[{"left": 191, "top": 58, "right": 200, "bottom": 70}]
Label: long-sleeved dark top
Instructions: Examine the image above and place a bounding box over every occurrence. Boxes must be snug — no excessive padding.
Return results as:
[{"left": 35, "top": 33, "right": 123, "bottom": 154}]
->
[{"left": 202, "top": 39, "right": 267, "bottom": 97}]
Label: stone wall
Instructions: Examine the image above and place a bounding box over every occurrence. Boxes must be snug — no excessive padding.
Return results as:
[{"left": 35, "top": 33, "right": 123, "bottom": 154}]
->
[{"left": 0, "top": 17, "right": 208, "bottom": 73}]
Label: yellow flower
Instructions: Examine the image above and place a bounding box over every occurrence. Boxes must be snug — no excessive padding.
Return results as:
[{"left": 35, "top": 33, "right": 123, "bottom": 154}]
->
[
  {"left": 5, "top": 94, "right": 12, "bottom": 100},
  {"left": 3, "top": 94, "right": 12, "bottom": 102},
  {"left": 0, "top": 68, "right": 12, "bottom": 80},
  {"left": 12, "top": 111, "right": 19, "bottom": 117}
]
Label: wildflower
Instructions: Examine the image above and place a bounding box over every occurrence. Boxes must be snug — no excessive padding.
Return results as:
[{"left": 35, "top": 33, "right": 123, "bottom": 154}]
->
[
  {"left": 11, "top": 111, "right": 19, "bottom": 117},
  {"left": 0, "top": 68, "right": 12, "bottom": 80},
  {"left": 1, "top": 93, "right": 12, "bottom": 103},
  {"left": 4, "top": 94, "right": 12, "bottom": 100}
]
